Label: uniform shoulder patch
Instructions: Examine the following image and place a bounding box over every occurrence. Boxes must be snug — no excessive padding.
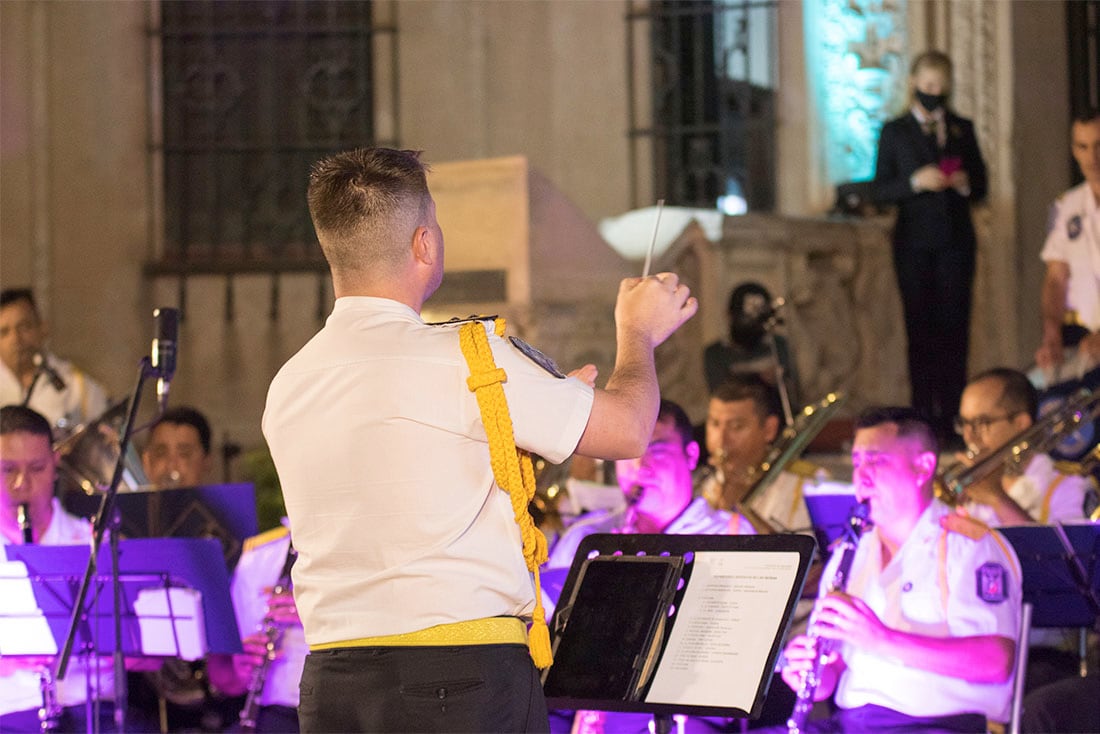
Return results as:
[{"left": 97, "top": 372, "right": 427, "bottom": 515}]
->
[
  {"left": 508, "top": 336, "right": 566, "bottom": 378},
  {"left": 243, "top": 525, "right": 290, "bottom": 553},
  {"left": 976, "top": 562, "right": 1008, "bottom": 604},
  {"left": 940, "top": 512, "right": 990, "bottom": 541},
  {"left": 1052, "top": 460, "right": 1085, "bottom": 476},
  {"left": 787, "top": 458, "right": 821, "bottom": 478}
]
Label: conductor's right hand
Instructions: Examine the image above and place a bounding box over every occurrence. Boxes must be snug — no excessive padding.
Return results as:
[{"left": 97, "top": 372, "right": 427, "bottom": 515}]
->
[{"left": 615, "top": 273, "right": 698, "bottom": 348}]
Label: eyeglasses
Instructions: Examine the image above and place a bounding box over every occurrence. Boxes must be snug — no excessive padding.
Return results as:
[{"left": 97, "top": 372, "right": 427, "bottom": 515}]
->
[{"left": 953, "top": 412, "right": 1018, "bottom": 435}]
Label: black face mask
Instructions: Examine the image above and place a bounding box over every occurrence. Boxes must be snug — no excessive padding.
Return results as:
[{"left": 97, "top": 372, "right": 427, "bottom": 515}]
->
[
  {"left": 730, "top": 318, "right": 766, "bottom": 348},
  {"left": 916, "top": 90, "right": 945, "bottom": 112}
]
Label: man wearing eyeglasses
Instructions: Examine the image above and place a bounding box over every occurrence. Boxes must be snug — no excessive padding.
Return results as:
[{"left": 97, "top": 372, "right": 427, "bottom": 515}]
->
[{"left": 953, "top": 367, "right": 1093, "bottom": 526}]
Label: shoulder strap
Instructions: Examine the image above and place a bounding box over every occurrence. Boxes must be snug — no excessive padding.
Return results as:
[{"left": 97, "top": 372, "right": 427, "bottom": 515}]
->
[{"left": 458, "top": 318, "right": 553, "bottom": 669}]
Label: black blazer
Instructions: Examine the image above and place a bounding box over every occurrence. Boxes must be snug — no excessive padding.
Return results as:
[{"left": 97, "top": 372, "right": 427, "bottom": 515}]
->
[{"left": 872, "top": 111, "right": 988, "bottom": 251}]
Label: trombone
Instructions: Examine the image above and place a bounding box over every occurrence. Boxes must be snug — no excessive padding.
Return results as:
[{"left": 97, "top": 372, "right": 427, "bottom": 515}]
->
[
  {"left": 709, "top": 392, "right": 846, "bottom": 532},
  {"left": 941, "top": 388, "right": 1100, "bottom": 501}
]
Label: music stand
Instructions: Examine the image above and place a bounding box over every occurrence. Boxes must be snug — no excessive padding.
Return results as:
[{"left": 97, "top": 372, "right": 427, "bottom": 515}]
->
[
  {"left": 112, "top": 483, "right": 258, "bottom": 570},
  {"left": 542, "top": 533, "right": 815, "bottom": 724},
  {"left": 2, "top": 538, "right": 243, "bottom": 659},
  {"left": 999, "top": 523, "right": 1100, "bottom": 676},
  {"left": 803, "top": 481, "right": 860, "bottom": 559}
]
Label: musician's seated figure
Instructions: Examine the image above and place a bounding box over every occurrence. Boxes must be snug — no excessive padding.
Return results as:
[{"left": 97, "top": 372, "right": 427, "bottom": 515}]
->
[
  {"left": 955, "top": 369, "right": 1097, "bottom": 693},
  {"left": 0, "top": 405, "right": 121, "bottom": 732},
  {"left": 954, "top": 367, "right": 1093, "bottom": 527},
  {"left": 130, "top": 406, "right": 246, "bottom": 731},
  {"left": 778, "top": 408, "right": 1021, "bottom": 733},
  {"left": 696, "top": 376, "right": 819, "bottom": 536},
  {"left": 545, "top": 399, "right": 750, "bottom": 571},
  {"left": 1034, "top": 109, "right": 1100, "bottom": 380},
  {"left": 141, "top": 406, "right": 215, "bottom": 489},
  {"left": 206, "top": 525, "right": 304, "bottom": 733},
  {"left": 545, "top": 400, "right": 752, "bottom": 734},
  {"left": 0, "top": 288, "right": 109, "bottom": 439},
  {"left": 703, "top": 282, "right": 800, "bottom": 405}
]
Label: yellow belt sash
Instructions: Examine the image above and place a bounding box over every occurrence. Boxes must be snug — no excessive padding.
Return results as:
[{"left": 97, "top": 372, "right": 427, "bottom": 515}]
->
[{"left": 310, "top": 617, "right": 527, "bottom": 651}]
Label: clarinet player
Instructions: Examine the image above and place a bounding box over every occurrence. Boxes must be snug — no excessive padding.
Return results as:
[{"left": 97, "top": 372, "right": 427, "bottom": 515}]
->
[
  {"left": 776, "top": 408, "right": 1022, "bottom": 733},
  {"left": 0, "top": 406, "right": 118, "bottom": 732},
  {"left": 206, "top": 525, "right": 304, "bottom": 733}
]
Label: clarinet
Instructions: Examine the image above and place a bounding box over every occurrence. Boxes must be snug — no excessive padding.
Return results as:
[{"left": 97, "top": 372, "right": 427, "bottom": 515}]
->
[
  {"left": 18, "top": 503, "right": 33, "bottom": 544},
  {"left": 18, "top": 505, "right": 60, "bottom": 732},
  {"left": 238, "top": 543, "right": 297, "bottom": 733},
  {"left": 36, "top": 665, "right": 62, "bottom": 733},
  {"left": 787, "top": 500, "right": 871, "bottom": 734}
]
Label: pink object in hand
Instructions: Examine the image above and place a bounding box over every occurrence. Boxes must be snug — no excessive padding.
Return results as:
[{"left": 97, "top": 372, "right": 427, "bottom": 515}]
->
[{"left": 939, "top": 156, "right": 962, "bottom": 176}]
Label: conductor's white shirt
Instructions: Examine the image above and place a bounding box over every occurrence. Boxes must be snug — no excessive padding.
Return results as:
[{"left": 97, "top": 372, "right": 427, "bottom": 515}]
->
[{"left": 263, "top": 297, "right": 594, "bottom": 647}]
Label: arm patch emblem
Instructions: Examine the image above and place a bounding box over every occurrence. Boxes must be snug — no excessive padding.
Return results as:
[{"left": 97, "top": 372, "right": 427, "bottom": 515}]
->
[
  {"left": 977, "top": 562, "right": 1008, "bottom": 604},
  {"left": 1067, "top": 214, "right": 1082, "bottom": 240}
]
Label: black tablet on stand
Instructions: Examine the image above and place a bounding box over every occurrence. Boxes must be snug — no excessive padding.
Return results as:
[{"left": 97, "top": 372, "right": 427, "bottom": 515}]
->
[{"left": 542, "top": 532, "right": 816, "bottom": 724}]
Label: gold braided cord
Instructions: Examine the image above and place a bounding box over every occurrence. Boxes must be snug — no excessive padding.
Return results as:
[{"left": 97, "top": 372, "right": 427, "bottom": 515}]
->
[{"left": 458, "top": 318, "right": 553, "bottom": 669}]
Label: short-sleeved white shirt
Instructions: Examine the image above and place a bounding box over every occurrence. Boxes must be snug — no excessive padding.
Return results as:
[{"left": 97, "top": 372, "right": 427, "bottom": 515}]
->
[
  {"left": 262, "top": 297, "right": 594, "bottom": 646},
  {"left": 964, "top": 453, "right": 1091, "bottom": 526},
  {"left": 829, "top": 500, "right": 1021, "bottom": 723},
  {"left": 1, "top": 499, "right": 114, "bottom": 716},
  {"left": 1040, "top": 182, "right": 1100, "bottom": 331},
  {"left": 0, "top": 352, "right": 109, "bottom": 432}
]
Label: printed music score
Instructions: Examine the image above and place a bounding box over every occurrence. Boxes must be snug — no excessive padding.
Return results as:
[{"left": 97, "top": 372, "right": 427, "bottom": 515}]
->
[{"left": 645, "top": 551, "right": 801, "bottom": 711}]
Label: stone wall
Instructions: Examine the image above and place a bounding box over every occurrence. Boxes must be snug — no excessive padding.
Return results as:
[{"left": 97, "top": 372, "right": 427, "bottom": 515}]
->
[{"left": 653, "top": 214, "right": 904, "bottom": 425}]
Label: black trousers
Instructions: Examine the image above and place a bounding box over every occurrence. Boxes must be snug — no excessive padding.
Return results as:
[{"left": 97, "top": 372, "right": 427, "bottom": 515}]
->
[
  {"left": 298, "top": 644, "right": 548, "bottom": 733},
  {"left": 892, "top": 245, "right": 975, "bottom": 443}
]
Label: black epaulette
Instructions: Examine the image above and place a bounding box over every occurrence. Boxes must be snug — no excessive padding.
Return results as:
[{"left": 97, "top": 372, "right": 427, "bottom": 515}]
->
[{"left": 425, "top": 314, "right": 498, "bottom": 327}]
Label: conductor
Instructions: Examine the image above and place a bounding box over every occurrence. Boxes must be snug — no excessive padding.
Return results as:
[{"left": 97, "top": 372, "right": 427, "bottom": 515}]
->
[{"left": 262, "top": 147, "right": 697, "bottom": 732}]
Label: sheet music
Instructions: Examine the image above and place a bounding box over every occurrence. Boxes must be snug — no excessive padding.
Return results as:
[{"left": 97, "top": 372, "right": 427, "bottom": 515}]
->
[
  {"left": 0, "top": 561, "right": 59, "bottom": 655},
  {"left": 644, "top": 550, "right": 801, "bottom": 710}
]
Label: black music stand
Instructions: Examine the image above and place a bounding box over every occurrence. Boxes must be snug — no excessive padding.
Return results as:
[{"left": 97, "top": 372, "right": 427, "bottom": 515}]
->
[
  {"left": 803, "top": 482, "right": 861, "bottom": 559},
  {"left": 112, "top": 483, "right": 258, "bottom": 570},
  {"left": 2, "top": 538, "right": 243, "bottom": 659},
  {"left": 542, "top": 533, "right": 815, "bottom": 726},
  {"left": 999, "top": 523, "right": 1100, "bottom": 678}
]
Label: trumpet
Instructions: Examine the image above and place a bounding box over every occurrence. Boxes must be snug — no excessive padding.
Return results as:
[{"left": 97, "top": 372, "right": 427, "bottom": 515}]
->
[{"left": 942, "top": 388, "right": 1100, "bottom": 501}]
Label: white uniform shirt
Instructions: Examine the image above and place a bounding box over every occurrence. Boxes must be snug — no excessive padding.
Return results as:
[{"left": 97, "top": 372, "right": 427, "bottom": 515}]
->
[
  {"left": 1041, "top": 181, "right": 1100, "bottom": 331},
  {"left": 263, "top": 297, "right": 594, "bottom": 646},
  {"left": 229, "top": 528, "right": 304, "bottom": 708},
  {"left": 1, "top": 498, "right": 115, "bottom": 715},
  {"left": 963, "top": 453, "right": 1091, "bottom": 526},
  {"left": 0, "top": 352, "right": 108, "bottom": 434},
  {"left": 829, "top": 500, "right": 1021, "bottom": 723},
  {"left": 545, "top": 496, "right": 753, "bottom": 570}
]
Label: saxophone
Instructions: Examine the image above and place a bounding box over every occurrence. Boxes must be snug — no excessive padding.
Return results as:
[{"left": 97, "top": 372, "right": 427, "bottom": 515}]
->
[
  {"left": 238, "top": 544, "right": 297, "bottom": 733},
  {"left": 787, "top": 500, "right": 871, "bottom": 734}
]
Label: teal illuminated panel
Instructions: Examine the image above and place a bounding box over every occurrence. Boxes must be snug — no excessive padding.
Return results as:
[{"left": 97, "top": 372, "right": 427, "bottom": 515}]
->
[{"left": 804, "top": 0, "right": 909, "bottom": 184}]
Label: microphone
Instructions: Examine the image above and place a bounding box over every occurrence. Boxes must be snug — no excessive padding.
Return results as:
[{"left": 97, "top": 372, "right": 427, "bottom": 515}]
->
[
  {"left": 756, "top": 296, "right": 786, "bottom": 324},
  {"left": 151, "top": 307, "right": 180, "bottom": 413},
  {"left": 32, "top": 353, "right": 66, "bottom": 392}
]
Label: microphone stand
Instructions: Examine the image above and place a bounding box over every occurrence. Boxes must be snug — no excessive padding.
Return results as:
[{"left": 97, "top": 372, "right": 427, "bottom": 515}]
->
[
  {"left": 19, "top": 369, "right": 43, "bottom": 408},
  {"left": 54, "top": 355, "right": 159, "bottom": 733},
  {"left": 761, "top": 299, "right": 794, "bottom": 427}
]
